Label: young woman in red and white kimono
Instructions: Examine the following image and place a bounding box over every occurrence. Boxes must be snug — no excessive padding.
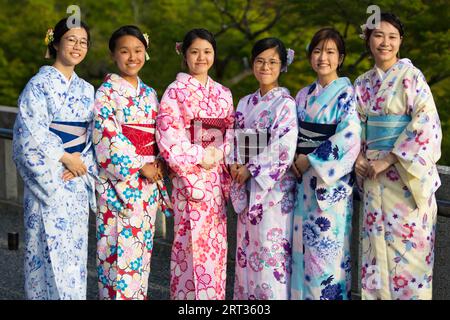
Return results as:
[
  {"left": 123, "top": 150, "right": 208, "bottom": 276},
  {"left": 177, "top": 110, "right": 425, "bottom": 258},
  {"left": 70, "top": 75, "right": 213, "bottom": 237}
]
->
[
  {"left": 93, "top": 25, "right": 171, "bottom": 300},
  {"left": 156, "top": 29, "right": 234, "bottom": 300}
]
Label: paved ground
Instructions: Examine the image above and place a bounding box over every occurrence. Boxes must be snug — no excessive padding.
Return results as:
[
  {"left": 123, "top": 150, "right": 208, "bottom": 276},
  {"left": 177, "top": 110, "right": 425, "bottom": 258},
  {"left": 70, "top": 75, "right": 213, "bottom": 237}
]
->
[{"left": 0, "top": 203, "right": 236, "bottom": 300}]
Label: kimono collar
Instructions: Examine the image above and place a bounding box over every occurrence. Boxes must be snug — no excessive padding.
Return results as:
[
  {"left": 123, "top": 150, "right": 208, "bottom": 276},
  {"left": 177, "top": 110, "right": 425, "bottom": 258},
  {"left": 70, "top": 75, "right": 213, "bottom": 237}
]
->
[
  {"left": 176, "top": 72, "right": 213, "bottom": 90},
  {"left": 255, "top": 86, "right": 290, "bottom": 103},
  {"left": 105, "top": 73, "right": 143, "bottom": 97},
  {"left": 41, "top": 65, "right": 79, "bottom": 87},
  {"left": 311, "top": 77, "right": 350, "bottom": 95},
  {"left": 373, "top": 58, "right": 412, "bottom": 81}
]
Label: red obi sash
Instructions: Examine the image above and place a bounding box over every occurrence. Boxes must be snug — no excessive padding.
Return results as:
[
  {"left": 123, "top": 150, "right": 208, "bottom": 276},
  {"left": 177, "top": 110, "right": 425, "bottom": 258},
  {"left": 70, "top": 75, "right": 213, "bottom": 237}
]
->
[
  {"left": 121, "top": 123, "right": 156, "bottom": 156},
  {"left": 189, "top": 118, "right": 227, "bottom": 148}
]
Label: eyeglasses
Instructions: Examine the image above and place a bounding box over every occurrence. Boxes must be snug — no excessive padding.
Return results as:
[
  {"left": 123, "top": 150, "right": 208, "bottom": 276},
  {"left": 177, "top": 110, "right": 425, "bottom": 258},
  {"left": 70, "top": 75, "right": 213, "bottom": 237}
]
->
[
  {"left": 63, "top": 36, "right": 89, "bottom": 49},
  {"left": 254, "top": 58, "right": 281, "bottom": 69}
]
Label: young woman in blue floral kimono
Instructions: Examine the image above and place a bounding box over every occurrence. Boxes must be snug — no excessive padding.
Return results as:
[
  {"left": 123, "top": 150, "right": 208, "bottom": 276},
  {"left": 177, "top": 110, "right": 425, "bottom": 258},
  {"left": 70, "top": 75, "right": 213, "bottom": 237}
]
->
[
  {"left": 13, "top": 18, "right": 96, "bottom": 300},
  {"left": 290, "top": 28, "right": 361, "bottom": 300}
]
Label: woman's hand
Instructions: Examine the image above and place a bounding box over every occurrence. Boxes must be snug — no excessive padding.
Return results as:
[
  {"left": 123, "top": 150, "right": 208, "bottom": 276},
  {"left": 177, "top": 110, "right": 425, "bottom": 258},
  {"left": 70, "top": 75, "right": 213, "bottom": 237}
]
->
[
  {"left": 355, "top": 152, "right": 370, "bottom": 179},
  {"left": 290, "top": 154, "right": 302, "bottom": 178},
  {"left": 201, "top": 146, "right": 222, "bottom": 170},
  {"left": 294, "top": 154, "right": 310, "bottom": 174},
  {"left": 367, "top": 153, "right": 398, "bottom": 180},
  {"left": 60, "top": 152, "right": 87, "bottom": 177},
  {"left": 62, "top": 169, "right": 76, "bottom": 181},
  {"left": 235, "top": 165, "right": 251, "bottom": 186},
  {"left": 229, "top": 163, "right": 240, "bottom": 180},
  {"left": 140, "top": 162, "right": 158, "bottom": 182}
]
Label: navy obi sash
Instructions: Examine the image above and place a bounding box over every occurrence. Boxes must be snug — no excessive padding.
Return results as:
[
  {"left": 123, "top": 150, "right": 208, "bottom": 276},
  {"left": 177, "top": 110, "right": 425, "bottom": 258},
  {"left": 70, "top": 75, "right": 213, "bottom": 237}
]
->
[
  {"left": 49, "top": 121, "right": 88, "bottom": 153},
  {"left": 189, "top": 118, "right": 227, "bottom": 148},
  {"left": 297, "top": 121, "right": 337, "bottom": 155},
  {"left": 235, "top": 130, "right": 271, "bottom": 164},
  {"left": 366, "top": 114, "right": 411, "bottom": 151}
]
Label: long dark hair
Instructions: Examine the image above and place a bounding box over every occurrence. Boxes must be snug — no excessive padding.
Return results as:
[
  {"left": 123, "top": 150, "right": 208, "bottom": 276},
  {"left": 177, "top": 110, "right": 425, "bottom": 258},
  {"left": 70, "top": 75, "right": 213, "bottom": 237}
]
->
[{"left": 109, "top": 25, "right": 148, "bottom": 52}]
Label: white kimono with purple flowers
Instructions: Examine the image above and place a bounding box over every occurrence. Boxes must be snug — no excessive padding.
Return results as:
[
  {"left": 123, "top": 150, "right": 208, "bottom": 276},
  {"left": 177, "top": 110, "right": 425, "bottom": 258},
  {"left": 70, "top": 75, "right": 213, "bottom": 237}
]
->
[
  {"left": 13, "top": 66, "right": 96, "bottom": 300},
  {"left": 291, "top": 78, "right": 361, "bottom": 300},
  {"left": 232, "top": 87, "right": 298, "bottom": 300}
]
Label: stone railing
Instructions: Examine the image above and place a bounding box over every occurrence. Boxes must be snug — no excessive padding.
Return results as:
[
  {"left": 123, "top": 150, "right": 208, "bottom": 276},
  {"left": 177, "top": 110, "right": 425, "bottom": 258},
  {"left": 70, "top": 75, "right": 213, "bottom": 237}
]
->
[{"left": 1, "top": 106, "right": 449, "bottom": 299}]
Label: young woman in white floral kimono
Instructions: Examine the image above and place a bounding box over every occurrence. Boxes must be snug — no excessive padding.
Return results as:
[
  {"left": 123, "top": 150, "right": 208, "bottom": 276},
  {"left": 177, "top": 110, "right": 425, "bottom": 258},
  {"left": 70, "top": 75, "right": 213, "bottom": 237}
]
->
[
  {"left": 231, "top": 38, "right": 298, "bottom": 300},
  {"left": 354, "top": 12, "right": 442, "bottom": 300},
  {"left": 13, "top": 18, "right": 96, "bottom": 300}
]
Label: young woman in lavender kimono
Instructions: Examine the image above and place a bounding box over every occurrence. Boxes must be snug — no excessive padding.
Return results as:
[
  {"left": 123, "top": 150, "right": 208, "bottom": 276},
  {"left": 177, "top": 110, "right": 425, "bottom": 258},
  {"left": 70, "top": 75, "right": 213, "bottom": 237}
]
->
[
  {"left": 93, "top": 25, "right": 171, "bottom": 300},
  {"left": 354, "top": 12, "right": 442, "bottom": 300},
  {"left": 290, "top": 28, "right": 361, "bottom": 300},
  {"left": 230, "top": 38, "right": 298, "bottom": 300},
  {"left": 13, "top": 18, "right": 96, "bottom": 299},
  {"left": 156, "top": 29, "right": 234, "bottom": 300}
]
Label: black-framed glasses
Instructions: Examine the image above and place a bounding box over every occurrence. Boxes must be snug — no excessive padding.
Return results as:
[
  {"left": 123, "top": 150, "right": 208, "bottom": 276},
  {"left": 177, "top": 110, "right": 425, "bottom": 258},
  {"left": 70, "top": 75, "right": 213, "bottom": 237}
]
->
[{"left": 63, "top": 36, "right": 89, "bottom": 49}]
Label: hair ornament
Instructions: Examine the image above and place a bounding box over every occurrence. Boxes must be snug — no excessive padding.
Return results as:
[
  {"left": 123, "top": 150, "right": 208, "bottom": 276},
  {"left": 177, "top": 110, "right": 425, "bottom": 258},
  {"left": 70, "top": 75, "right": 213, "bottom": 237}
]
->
[
  {"left": 282, "top": 48, "right": 295, "bottom": 72},
  {"left": 175, "top": 42, "right": 183, "bottom": 55}
]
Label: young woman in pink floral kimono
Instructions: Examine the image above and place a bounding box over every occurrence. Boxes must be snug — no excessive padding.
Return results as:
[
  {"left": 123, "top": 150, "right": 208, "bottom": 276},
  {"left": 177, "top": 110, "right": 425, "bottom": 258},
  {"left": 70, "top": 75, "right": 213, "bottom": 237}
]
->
[
  {"left": 156, "top": 29, "right": 234, "bottom": 300},
  {"left": 93, "top": 26, "right": 170, "bottom": 300},
  {"left": 354, "top": 13, "right": 442, "bottom": 300}
]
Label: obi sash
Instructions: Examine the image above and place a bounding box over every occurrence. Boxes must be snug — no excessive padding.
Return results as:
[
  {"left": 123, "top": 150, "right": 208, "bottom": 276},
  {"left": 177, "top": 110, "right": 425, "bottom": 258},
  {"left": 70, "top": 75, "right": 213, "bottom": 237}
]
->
[
  {"left": 121, "top": 122, "right": 156, "bottom": 156},
  {"left": 189, "top": 118, "right": 226, "bottom": 148},
  {"left": 49, "top": 121, "right": 88, "bottom": 153},
  {"left": 366, "top": 114, "right": 411, "bottom": 150},
  {"left": 297, "top": 121, "right": 337, "bottom": 155},
  {"left": 235, "top": 130, "right": 271, "bottom": 164}
]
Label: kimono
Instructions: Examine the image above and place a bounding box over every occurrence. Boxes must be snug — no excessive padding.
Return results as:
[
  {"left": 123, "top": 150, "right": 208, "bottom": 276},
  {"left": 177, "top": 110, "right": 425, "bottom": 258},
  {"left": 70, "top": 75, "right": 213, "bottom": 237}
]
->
[
  {"left": 354, "top": 59, "right": 442, "bottom": 300},
  {"left": 93, "top": 73, "right": 170, "bottom": 300},
  {"left": 156, "top": 72, "right": 234, "bottom": 300},
  {"left": 231, "top": 87, "right": 298, "bottom": 300},
  {"left": 290, "top": 77, "right": 361, "bottom": 300},
  {"left": 12, "top": 66, "right": 97, "bottom": 300}
]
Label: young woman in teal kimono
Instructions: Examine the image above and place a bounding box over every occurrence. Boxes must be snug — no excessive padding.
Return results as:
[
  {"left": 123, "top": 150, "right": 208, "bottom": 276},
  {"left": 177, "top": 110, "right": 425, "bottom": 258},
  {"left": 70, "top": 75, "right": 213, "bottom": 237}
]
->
[
  {"left": 290, "top": 28, "right": 361, "bottom": 300},
  {"left": 13, "top": 18, "right": 96, "bottom": 299}
]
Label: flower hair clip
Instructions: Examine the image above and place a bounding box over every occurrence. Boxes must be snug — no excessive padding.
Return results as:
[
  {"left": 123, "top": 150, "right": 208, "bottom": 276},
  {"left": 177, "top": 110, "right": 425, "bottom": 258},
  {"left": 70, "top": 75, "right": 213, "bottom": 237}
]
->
[
  {"left": 143, "top": 32, "right": 150, "bottom": 61},
  {"left": 359, "top": 24, "right": 367, "bottom": 40},
  {"left": 44, "top": 28, "right": 54, "bottom": 45},
  {"left": 175, "top": 42, "right": 183, "bottom": 55},
  {"left": 44, "top": 28, "right": 54, "bottom": 59},
  {"left": 282, "top": 48, "right": 295, "bottom": 72}
]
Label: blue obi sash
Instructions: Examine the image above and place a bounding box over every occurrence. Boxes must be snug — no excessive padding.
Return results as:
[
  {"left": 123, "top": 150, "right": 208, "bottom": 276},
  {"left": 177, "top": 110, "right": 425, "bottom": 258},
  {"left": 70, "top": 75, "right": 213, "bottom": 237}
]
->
[
  {"left": 297, "top": 121, "right": 337, "bottom": 155},
  {"left": 49, "top": 121, "right": 88, "bottom": 153},
  {"left": 366, "top": 115, "right": 411, "bottom": 150}
]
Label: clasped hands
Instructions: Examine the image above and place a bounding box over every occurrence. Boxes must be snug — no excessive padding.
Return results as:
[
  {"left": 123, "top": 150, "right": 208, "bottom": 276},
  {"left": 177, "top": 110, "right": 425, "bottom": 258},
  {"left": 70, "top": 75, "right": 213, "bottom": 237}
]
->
[
  {"left": 140, "top": 158, "right": 165, "bottom": 182},
  {"left": 60, "top": 152, "right": 87, "bottom": 181},
  {"left": 355, "top": 152, "right": 397, "bottom": 180},
  {"left": 291, "top": 154, "right": 310, "bottom": 178},
  {"left": 200, "top": 146, "right": 224, "bottom": 170},
  {"left": 229, "top": 163, "right": 251, "bottom": 186}
]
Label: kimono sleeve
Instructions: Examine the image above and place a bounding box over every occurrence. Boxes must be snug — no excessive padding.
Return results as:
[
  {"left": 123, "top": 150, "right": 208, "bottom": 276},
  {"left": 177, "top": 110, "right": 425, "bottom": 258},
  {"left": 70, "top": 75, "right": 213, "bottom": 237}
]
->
[
  {"left": 392, "top": 71, "right": 442, "bottom": 177},
  {"left": 92, "top": 86, "right": 144, "bottom": 182},
  {"left": 246, "top": 97, "right": 298, "bottom": 190},
  {"left": 12, "top": 81, "right": 65, "bottom": 204},
  {"left": 307, "top": 88, "right": 362, "bottom": 186},
  {"left": 392, "top": 70, "right": 442, "bottom": 210},
  {"left": 156, "top": 86, "right": 205, "bottom": 177}
]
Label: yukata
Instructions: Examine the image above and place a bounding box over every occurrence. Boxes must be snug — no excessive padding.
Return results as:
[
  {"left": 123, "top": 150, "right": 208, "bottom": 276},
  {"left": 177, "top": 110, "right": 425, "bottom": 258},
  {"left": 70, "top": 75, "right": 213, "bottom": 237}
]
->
[
  {"left": 290, "top": 78, "right": 361, "bottom": 300},
  {"left": 231, "top": 87, "right": 298, "bottom": 300},
  {"left": 156, "top": 72, "right": 234, "bottom": 300},
  {"left": 354, "top": 59, "right": 442, "bottom": 300},
  {"left": 13, "top": 66, "right": 97, "bottom": 300},
  {"left": 93, "top": 73, "right": 170, "bottom": 300}
]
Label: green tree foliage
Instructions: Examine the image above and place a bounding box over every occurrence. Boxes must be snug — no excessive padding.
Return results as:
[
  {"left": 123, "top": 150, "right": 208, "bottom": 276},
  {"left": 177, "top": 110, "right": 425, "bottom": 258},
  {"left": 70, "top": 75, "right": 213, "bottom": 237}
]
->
[{"left": 0, "top": 0, "right": 448, "bottom": 164}]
